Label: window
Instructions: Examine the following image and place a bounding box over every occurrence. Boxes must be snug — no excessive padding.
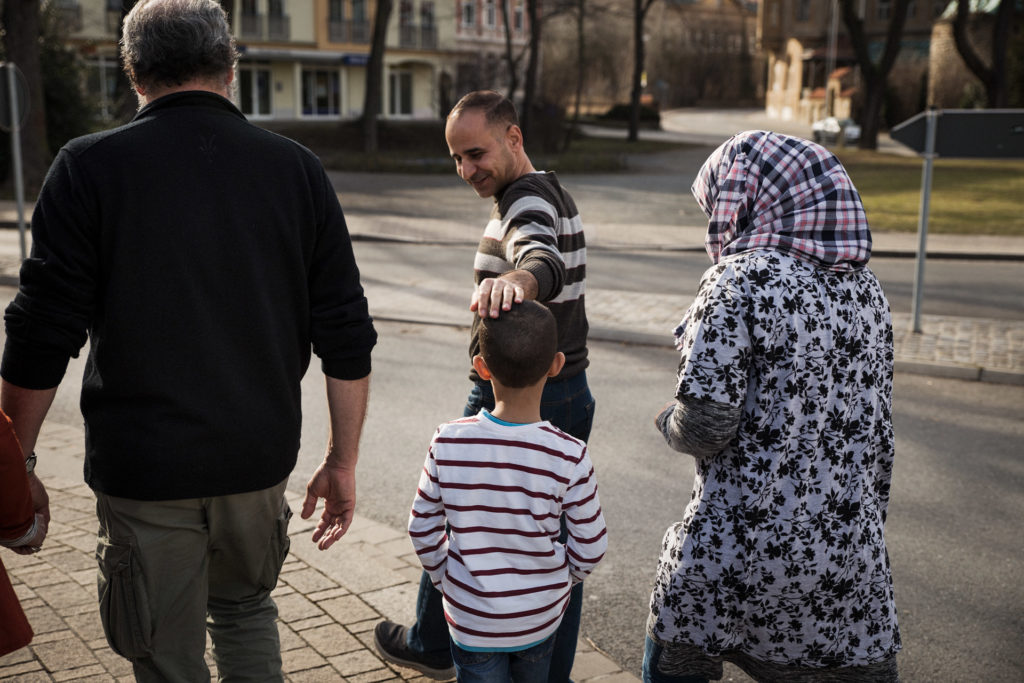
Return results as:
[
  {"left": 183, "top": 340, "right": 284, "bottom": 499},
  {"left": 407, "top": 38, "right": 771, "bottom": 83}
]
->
[
  {"left": 485, "top": 0, "right": 496, "bottom": 27},
  {"left": 462, "top": 0, "right": 475, "bottom": 27},
  {"left": 86, "top": 56, "right": 119, "bottom": 120},
  {"left": 421, "top": 1, "right": 435, "bottom": 27},
  {"left": 238, "top": 65, "right": 272, "bottom": 117},
  {"left": 389, "top": 71, "right": 413, "bottom": 116},
  {"left": 268, "top": 0, "right": 283, "bottom": 17},
  {"left": 877, "top": 0, "right": 891, "bottom": 20},
  {"left": 400, "top": 0, "right": 413, "bottom": 26},
  {"left": 329, "top": 0, "right": 344, "bottom": 20},
  {"left": 302, "top": 68, "right": 340, "bottom": 116},
  {"left": 513, "top": 2, "right": 523, "bottom": 32},
  {"left": 907, "top": 0, "right": 917, "bottom": 17},
  {"left": 795, "top": 0, "right": 810, "bottom": 21},
  {"left": 352, "top": 0, "right": 367, "bottom": 23}
]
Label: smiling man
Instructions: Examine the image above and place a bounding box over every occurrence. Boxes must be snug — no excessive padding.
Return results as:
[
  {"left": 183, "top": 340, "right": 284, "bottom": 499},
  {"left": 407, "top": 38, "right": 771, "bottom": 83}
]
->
[{"left": 374, "top": 90, "right": 595, "bottom": 682}]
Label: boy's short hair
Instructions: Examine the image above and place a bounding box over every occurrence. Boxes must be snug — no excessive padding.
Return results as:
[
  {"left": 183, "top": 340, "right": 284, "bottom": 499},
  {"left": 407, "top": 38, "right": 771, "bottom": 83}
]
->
[{"left": 478, "top": 300, "right": 558, "bottom": 388}]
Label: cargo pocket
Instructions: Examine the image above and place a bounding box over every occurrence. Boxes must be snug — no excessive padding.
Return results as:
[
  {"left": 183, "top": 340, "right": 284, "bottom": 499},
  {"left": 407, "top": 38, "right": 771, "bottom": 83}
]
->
[
  {"left": 96, "top": 536, "right": 153, "bottom": 659},
  {"left": 258, "top": 500, "right": 292, "bottom": 591}
]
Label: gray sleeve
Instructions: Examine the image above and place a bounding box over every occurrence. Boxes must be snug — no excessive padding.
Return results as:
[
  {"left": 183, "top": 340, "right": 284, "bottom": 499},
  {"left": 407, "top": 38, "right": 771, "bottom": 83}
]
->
[{"left": 655, "top": 396, "right": 741, "bottom": 459}]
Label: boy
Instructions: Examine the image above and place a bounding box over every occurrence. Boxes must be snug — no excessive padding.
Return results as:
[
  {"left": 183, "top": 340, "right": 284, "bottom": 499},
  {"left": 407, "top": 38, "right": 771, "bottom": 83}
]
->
[{"left": 408, "top": 300, "right": 607, "bottom": 682}]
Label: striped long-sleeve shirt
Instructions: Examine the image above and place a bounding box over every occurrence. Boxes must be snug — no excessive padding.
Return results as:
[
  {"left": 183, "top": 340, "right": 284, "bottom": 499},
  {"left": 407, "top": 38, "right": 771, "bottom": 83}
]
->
[
  {"left": 408, "top": 410, "right": 607, "bottom": 650},
  {"left": 469, "top": 172, "right": 589, "bottom": 382}
]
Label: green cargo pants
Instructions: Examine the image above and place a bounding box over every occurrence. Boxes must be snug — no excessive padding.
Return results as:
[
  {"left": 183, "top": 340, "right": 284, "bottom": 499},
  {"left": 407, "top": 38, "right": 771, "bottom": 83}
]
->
[{"left": 95, "top": 478, "right": 291, "bottom": 682}]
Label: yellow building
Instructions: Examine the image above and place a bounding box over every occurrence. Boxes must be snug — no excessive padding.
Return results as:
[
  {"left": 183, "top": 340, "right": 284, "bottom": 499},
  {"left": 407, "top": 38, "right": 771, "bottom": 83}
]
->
[{"left": 55, "top": 0, "right": 522, "bottom": 121}]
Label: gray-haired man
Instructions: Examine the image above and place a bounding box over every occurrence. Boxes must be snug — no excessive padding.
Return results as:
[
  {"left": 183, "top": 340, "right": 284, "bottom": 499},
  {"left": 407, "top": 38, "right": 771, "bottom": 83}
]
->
[{"left": 0, "top": 0, "right": 376, "bottom": 679}]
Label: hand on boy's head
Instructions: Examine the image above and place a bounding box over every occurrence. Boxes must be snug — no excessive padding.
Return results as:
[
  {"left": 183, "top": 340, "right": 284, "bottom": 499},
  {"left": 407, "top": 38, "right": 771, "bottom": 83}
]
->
[{"left": 470, "top": 277, "right": 525, "bottom": 318}]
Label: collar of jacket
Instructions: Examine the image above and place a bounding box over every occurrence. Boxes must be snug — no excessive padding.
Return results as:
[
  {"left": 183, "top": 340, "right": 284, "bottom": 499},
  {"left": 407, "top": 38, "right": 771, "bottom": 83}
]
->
[{"left": 133, "top": 90, "right": 246, "bottom": 122}]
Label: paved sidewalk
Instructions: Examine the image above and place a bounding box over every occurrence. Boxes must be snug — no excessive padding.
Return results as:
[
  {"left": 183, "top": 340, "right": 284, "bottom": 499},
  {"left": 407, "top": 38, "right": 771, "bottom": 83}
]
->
[{"left": 1, "top": 424, "right": 636, "bottom": 682}]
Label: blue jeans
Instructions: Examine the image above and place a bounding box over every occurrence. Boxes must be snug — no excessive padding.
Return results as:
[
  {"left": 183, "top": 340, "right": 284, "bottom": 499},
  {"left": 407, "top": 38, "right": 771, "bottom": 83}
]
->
[
  {"left": 452, "top": 633, "right": 557, "bottom": 683},
  {"left": 407, "top": 372, "right": 595, "bottom": 683}
]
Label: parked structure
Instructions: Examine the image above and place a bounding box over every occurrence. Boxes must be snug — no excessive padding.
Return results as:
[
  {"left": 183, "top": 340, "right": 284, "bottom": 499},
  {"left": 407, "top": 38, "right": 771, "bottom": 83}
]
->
[{"left": 55, "top": 0, "right": 528, "bottom": 122}]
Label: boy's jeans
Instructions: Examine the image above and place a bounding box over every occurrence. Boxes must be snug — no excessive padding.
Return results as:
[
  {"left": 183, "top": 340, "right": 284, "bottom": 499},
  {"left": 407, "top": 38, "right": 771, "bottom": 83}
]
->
[{"left": 452, "top": 633, "right": 557, "bottom": 683}]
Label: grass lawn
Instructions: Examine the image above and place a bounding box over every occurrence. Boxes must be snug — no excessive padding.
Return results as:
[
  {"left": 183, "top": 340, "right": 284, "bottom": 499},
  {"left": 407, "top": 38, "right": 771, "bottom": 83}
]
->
[{"left": 834, "top": 148, "right": 1024, "bottom": 235}]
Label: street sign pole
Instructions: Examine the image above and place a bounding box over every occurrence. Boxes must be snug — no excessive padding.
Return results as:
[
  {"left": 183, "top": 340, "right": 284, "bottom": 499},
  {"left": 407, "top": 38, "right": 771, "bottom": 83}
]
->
[
  {"left": 5, "top": 63, "right": 28, "bottom": 261},
  {"left": 890, "top": 108, "right": 1024, "bottom": 334},
  {"left": 910, "top": 109, "right": 937, "bottom": 334}
]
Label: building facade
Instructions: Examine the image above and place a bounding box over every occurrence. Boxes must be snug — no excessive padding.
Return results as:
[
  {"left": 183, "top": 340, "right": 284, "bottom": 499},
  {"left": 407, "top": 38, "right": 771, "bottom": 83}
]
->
[
  {"left": 758, "top": 0, "right": 949, "bottom": 125},
  {"left": 55, "top": 0, "right": 524, "bottom": 122}
]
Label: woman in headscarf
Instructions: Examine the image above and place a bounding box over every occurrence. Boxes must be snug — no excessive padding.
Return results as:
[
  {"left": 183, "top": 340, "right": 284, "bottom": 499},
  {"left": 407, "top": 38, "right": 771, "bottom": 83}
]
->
[{"left": 644, "top": 131, "right": 900, "bottom": 682}]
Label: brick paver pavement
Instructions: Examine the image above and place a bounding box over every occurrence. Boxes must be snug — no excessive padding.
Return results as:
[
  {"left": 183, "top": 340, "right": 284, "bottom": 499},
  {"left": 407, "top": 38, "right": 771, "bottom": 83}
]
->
[{"left": 1, "top": 422, "right": 636, "bottom": 682}]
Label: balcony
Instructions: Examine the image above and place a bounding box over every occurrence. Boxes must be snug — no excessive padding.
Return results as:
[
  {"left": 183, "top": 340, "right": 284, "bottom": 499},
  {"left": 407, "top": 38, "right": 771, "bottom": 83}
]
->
[
  {"left": 328, "top": 19, "right": 371, "bottom": 44},
  {"left": 268, "top": 14, "right": 291, "bottom": 40},
  {"left": 398, "top": 24, "right": 438, "bottom": 50},
  {"left": 240, "top": 13, "right": 264, "bottom": 39},
  {"left": 54, "top": 0, "right": 83, "bottom": 33},
  {"left": 239, "top": 12, "right": 291, "bottom": 41}
]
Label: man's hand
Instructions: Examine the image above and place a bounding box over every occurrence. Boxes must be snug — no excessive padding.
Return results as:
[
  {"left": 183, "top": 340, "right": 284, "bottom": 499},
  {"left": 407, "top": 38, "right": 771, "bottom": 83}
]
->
[
  {"left": 471, "top": 277, "right": 525, "bottom": 318},
  {"left": 301, "top": 461, "right": 356, "bottom": 551},
  {"left": 11, "top": 473, "right": 50, "bottom": 555}
]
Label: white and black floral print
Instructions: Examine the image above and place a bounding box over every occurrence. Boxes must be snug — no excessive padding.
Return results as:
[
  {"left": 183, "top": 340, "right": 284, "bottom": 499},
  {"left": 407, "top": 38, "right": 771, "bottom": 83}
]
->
[{"left": 648, "top": 248, "right": 900, "bottom": 668}]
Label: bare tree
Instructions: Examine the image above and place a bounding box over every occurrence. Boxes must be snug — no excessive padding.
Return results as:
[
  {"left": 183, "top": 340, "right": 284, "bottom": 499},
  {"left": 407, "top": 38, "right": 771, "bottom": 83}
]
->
[
  {"left": 628, "top": 0, "right": 657, "bottom": 142},
  {"left": 520, "top": 0, "right": 542, "bottom": 140},
  {"left": 2, "top": 0, "right": 50, "bottom": 194},
  {"left": 562, "top": 0, "right": 587, "bottom": 149},
  {"left": 362, "top": 0, "right": 394, "bottom": 154},
  {"left": 953, "top": 0, "right": 1016, "bottom": 108},
  {"left": 838, "top": 0, "right": 910, "bottom": 150},
  {"left": 500, "top": 0, "right": 527, "bottom": 100}
]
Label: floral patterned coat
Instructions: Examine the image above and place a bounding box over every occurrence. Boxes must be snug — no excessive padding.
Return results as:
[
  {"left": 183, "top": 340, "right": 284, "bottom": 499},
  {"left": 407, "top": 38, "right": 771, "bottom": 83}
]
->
[{"left": 648, "top": 248, "right": 900, "bottom": 668}]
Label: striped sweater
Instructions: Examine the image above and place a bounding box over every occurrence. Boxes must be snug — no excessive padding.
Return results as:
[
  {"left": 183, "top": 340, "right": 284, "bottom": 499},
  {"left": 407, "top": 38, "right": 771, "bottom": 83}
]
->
[
  {"left": 408, "top": 411, "right": 607, "bottom": 650},
  {"left": 469, "top": 172, "right": 589, "bottom": 382}
]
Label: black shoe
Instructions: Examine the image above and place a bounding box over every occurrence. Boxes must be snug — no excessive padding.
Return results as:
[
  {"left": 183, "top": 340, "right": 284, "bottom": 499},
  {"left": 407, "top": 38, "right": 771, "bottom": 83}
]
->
[{"left": 373, "top": 620, "right": 456, "bottom": 680}]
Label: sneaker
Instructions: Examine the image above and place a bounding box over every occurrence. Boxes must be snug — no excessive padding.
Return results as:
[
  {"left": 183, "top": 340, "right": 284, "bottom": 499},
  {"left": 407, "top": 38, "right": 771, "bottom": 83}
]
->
[{"left": 373, "top": 620, "right": 456, "bottom": 681}]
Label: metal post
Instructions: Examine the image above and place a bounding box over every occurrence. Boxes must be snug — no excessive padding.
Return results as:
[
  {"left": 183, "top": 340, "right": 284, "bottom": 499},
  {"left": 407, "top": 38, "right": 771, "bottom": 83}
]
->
[
  {"left": 825, "top": 0, "right": 838, "bottom": 116},
  {"left": 911, "top": 108, "right": 938, "bottom": 334},
  {"left": 6, "top": 63, "right": 28, "bottom": 261}
]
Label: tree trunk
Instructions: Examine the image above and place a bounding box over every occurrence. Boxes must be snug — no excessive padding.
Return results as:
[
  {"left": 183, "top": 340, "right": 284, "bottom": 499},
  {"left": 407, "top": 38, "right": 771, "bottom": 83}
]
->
[
  {"left": 362, "top": 0, "right": 393, "bottom": 154},
  {"left": 521, "top": 0, "right": 541, "bottom": 142},
  {"left": 2, "top": 0, "right": 50, "bottom": 195},
  {"left": 628, "top": 0, "right": 653, "bottom": 142},
  {"left": 953, "top": 0, "right": 1015, "bottom": 108},
  {"left": 838, "top": 0, "right": 910, "bottom": 149},
  {"left": 501, "top": 0, "right": 519, "bottom": 101},
  {"left": 564, "top": 0, "right": 586, "bottom": 150}
]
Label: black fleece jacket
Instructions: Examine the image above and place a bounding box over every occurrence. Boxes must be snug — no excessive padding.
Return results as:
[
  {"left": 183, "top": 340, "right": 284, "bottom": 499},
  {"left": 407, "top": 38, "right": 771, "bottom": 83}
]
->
[{"left": 2, "top": 92, "right": 377, "bottom": 500}]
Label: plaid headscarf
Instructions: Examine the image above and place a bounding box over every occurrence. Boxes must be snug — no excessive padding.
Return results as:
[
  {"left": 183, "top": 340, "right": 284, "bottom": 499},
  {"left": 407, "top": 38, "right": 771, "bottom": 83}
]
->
[{"left": 691, "top": 130, "right": 871, "bottom": 271}]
